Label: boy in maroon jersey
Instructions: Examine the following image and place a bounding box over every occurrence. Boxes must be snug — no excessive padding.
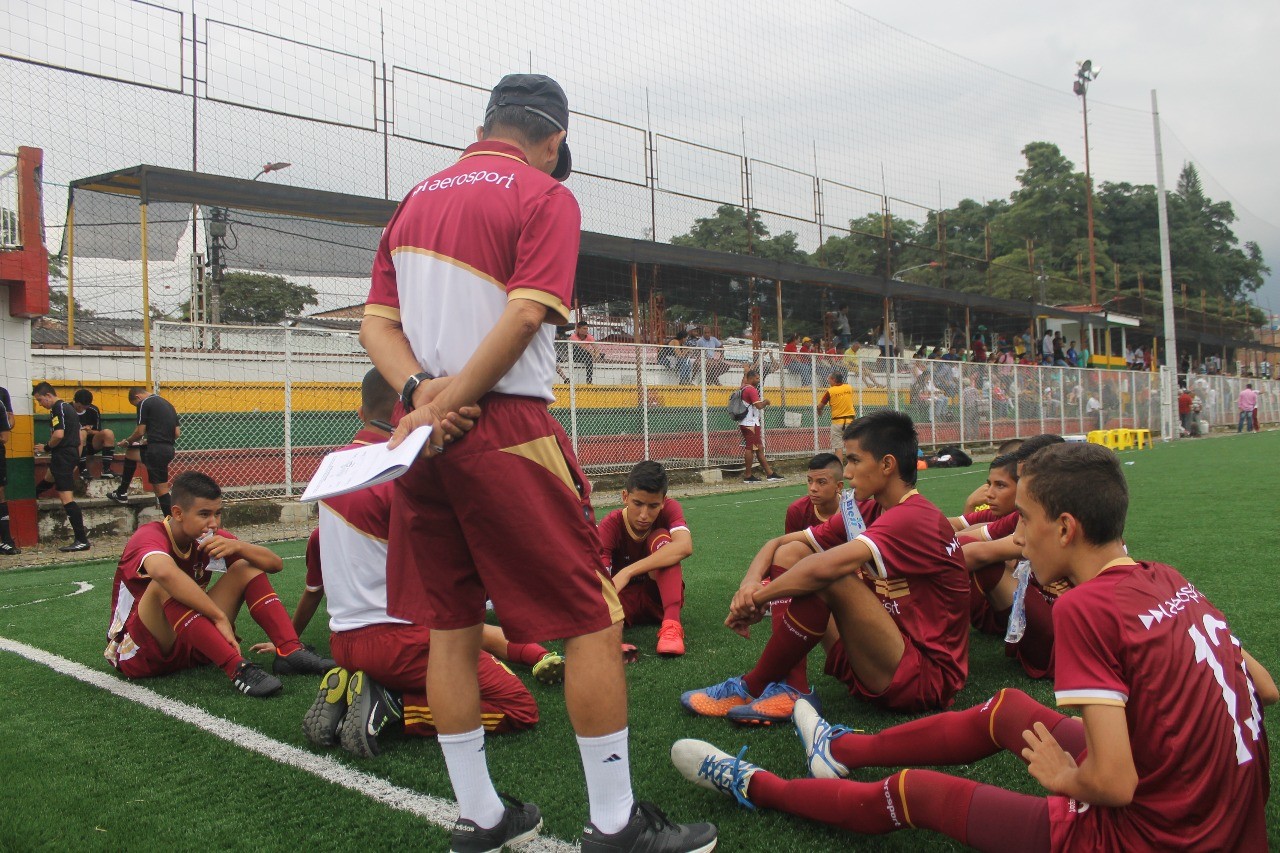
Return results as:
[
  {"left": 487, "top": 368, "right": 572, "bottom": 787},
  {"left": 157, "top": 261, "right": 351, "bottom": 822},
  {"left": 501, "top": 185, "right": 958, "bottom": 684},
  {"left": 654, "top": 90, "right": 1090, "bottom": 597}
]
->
[
  {"left": 783, "top": 453, "right": 843, "bottom": 534},
  {"left": 597, "top": 460, "right": 693, "bottom": 656},
  {"left": 675, "top": 442, "right": 1276, "bottom": 852},
  {"left": 681, "top": 410, "right": 969, "bottom": 724},
  {"left": 104, "top": 471, "right": 334, "bottom": 697}
]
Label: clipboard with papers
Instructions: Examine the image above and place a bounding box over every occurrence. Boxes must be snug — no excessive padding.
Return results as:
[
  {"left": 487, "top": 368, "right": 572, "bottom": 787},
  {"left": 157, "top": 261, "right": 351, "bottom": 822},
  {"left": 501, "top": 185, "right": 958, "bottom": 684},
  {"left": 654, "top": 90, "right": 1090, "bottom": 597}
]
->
[{"left": 299, "top": 425, "right": 433, "bottom": 502}]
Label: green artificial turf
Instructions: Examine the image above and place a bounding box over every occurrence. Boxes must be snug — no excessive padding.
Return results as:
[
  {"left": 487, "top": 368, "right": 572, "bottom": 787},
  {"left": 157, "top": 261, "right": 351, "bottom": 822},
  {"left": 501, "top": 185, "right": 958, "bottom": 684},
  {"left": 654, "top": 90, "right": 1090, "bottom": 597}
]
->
[{"left": 0, "top": 432, "right": 1276, "bottom": 851}]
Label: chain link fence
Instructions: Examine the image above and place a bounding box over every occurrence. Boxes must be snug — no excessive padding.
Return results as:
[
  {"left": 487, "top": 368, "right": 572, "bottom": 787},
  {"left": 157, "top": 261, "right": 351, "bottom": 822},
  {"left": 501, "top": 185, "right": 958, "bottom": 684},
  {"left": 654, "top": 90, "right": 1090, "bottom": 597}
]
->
[{"left": 146, "top": 324, "right": 1276, "bottom": 498}]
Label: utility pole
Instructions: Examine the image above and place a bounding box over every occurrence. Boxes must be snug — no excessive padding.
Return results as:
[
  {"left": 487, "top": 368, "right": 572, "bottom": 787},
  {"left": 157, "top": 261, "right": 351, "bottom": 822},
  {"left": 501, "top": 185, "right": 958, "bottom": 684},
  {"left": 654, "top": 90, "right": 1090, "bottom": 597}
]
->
[{"left": 1074, "top": 60, "right": 1100, "bottom": 306}]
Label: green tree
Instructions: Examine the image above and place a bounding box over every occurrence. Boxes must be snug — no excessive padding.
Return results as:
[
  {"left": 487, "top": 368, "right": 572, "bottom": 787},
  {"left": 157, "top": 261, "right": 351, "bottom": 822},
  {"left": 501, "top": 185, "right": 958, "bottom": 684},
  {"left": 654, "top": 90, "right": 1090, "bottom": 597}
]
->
[
  {"left": 215, "top": 272, "right": 318, "bottom": 324},
  {"left": 815, "top": 213, "right": 924, "bottom": 280},
  {"left": 1169, "top": 164, "right": 1269, "bottom": 301},
  {"left": 47, "top": 287, "right": 96, "bottom": 319},
  {"left": 671, "top": 204, "right": 810, "bottom": 264}
]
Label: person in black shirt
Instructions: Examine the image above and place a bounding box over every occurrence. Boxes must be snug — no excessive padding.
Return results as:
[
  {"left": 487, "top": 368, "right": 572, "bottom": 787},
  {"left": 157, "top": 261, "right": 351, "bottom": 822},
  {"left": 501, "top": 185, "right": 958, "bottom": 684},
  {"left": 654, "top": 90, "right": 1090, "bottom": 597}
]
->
[
  {"left": 72, "top": 389, "right": 118, "bottom": 481},
  {"left": 33, "top": 382, "right": 91, "bottom": 552},
  {"left": 0, "top": 385, "right": 19, "bottom": 555},
  {"left": 108, "top": 387, "right": 181, "bottom": 516}
]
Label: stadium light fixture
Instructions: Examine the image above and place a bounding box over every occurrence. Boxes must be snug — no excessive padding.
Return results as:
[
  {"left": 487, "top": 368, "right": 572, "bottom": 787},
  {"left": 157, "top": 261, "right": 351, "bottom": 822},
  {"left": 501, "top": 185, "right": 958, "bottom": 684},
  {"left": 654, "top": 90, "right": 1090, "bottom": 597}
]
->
[{"left": 253, "top": 161, "right": 292, "bottom": 180}]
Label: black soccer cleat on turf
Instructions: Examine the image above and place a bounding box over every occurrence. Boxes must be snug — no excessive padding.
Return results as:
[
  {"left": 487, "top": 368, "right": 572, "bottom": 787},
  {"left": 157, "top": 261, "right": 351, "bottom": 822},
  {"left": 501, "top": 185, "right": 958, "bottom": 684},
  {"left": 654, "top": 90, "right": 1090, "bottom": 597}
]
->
[
  {"left": 302, "top": 666, "right": 350, "bottom": 748},
  {"left": 581, "top": 801, "right": 718, "bottom": 853},
  {"left": 59, "top": 540, "right": 91, "bottom": 553},
  {"left": 338, "top": 670, "right": 403, "bottom": 758},
  {"left": 450, "top": 793, "right": 543, "bottom": 853},
  {"left": 272, "top": 645, "right": 337, "bottom": 676},
  {"left": 0, "top": 542, "right": 21, "bottom": 556},
  {"left": 106, "top": 491, "right": 130, "bottom": 505},
  {"left": 232, "top": 660, "right": 283, "bottom": 698}
]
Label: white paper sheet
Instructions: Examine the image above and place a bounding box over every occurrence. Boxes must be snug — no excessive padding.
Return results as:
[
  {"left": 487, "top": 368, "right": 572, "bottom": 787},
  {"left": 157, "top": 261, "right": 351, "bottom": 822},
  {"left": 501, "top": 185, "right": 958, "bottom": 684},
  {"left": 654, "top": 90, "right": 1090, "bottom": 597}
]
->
[{"left": 299, "top": 426, "right": 433, "bottom": 502}]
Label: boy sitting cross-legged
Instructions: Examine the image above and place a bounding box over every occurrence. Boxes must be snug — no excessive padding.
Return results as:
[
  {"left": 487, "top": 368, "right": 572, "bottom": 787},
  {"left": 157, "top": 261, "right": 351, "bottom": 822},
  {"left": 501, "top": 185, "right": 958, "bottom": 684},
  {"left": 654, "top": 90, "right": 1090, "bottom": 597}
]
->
[
  {"left": 680, "top": 410, "right": 970, "bottom": 724},
  {"left": 104, "top": 471, "right": 334, "bottom": 697},
  {"left": 597, "top": 460, "right": 693, "bottom": 656},
  {"left": 674, "top": 442, "right": 1276, "bottom": 852}
]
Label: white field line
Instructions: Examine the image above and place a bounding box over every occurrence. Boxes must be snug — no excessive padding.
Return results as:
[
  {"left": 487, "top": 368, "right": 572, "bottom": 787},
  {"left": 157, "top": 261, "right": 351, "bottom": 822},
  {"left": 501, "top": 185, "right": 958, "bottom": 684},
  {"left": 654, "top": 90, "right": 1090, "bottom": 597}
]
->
[
  {"left": 0, "top": 636, "right": 576, "bottom": 853},
  {"left": 0, "top": 581, "right": 94, "bottom": 609}
]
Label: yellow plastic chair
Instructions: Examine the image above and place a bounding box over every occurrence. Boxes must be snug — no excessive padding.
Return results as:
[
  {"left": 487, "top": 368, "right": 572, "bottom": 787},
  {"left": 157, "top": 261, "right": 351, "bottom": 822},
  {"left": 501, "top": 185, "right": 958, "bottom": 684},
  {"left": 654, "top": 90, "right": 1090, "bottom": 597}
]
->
[
  {"left": 1132, "top": 428, "right": 1152, "bottom": 449},
  {"left": 1086, "top": 430, "right": 1110, "bottom": 447},
  {"left": 1110, "top": 428, "right": 1135, "bottom": 450}
]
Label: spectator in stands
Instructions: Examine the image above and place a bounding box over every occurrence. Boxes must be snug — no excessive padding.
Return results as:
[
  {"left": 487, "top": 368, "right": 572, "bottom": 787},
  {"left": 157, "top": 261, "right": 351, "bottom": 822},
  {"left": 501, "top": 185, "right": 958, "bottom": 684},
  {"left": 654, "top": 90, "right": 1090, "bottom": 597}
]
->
[
  {"left": 941, "top": 346, "right": 960, "bottom": 362},
  {"left": 1178, "top": 384, "right": 1194, "bottom": 436},
  {"left": 1065, "top": 340, "right": 1078, "bottom": 367},
  {"left": 970, "top": 336, "right": 987, "bottom": 364},
  {"left": 568, "top": 320, "right": 600, "bottom": 383},
  {"left": 1041, "top": 329, "right": 1054, "bottom": 363},
  {"left": 833, "top": 305, "right": 852, "bottom": 350},
  {"left": 1052, "top": 335, "right": 1068, "bottom": 367},
  {"left": 1237, "top": 383, "right": 1258, "bottom": 433},
  {"left": 784, "top": 334, "right": 812, "bottom": 384},
  {"left": 660, "top": 329, "right": 694, "bottom": 384},
  {"left": 690, "top": 325, "right": 730, "bottom": 385}
]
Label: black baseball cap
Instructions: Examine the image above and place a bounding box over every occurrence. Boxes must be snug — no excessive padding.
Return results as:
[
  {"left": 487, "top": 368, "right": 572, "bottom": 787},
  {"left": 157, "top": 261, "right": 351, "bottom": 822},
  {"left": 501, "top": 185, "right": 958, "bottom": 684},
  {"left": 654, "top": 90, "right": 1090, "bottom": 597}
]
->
[{"left": 485, "top": 74, "right": 572, "bottom": 181}]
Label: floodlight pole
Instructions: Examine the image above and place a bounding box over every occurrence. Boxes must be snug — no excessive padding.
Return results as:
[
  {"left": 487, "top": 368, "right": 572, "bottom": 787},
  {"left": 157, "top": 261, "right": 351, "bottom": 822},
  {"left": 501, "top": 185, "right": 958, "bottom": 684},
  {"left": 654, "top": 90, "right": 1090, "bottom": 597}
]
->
[
  {"left": 1151, "top": 90, "right": 1179, "bottom": 439},
  {"left": 1074, "top": 62, "right": 1099, "bottom": 306}
]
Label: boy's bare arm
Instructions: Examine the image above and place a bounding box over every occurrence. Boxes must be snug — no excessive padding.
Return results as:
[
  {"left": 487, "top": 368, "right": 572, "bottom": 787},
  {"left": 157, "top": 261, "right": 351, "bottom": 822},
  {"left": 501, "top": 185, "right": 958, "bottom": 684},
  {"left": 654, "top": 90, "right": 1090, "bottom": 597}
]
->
[
  {"left": 1022, "top": 704, "right": 1138, "bottom": 807},
  {"left": 963, "top": 535, "right": 1022, "bottom": 571},
  {"left": 612, "top": 529, "right": 692, "bottom": 587},
  {"left": 201, "top": 536, "right": 284, "bottom": 574},
  {"left": 291, "top": 588, "right": 326, "bottom": 636},
  {"left": 961, "top": 482, "right": 988, "bottom": 514},
  {"left": 749, "top": 539, "right": 871, "bottom": 609},
  {"left": 1243, "top": 650, "right": 1279, "bottom": 706}
]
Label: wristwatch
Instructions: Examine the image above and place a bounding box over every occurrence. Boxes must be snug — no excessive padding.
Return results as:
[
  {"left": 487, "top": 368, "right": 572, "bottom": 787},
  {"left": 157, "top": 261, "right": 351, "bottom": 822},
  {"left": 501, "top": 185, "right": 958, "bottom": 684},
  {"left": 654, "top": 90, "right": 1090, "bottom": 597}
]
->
[{"left": 400, "top": 371, "right": 434, "bottom": 412}]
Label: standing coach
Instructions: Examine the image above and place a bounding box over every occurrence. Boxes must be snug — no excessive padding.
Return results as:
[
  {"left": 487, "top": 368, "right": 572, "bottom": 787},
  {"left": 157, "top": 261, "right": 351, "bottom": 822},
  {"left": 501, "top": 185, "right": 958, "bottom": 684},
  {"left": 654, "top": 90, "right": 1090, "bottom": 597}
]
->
[
  {"left": 108, "top": 387, "right": 181, "bottom": 517},
  {"left": 361, "top": 75, "right": 716, "bottom": 853}
]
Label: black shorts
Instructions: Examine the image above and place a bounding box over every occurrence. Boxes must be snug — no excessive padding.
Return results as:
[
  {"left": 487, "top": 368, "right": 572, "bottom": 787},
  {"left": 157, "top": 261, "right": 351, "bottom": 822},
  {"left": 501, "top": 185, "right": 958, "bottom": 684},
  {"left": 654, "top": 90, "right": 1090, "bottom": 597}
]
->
[
  {"left": 142, "top": 443, "right": 175, "bottom": 485},
  {"left": 49, "top": 450, "right": 78, "bottom": 492}
]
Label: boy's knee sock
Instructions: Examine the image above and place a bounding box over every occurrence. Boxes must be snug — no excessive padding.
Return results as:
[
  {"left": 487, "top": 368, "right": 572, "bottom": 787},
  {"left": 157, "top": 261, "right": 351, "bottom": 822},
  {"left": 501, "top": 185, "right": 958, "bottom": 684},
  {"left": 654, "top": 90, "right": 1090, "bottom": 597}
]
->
[
  {"left": 743, "top": 593, "right": 828, "bottom": 696},
  {"left": 830, "top": 688, "right": 1079, "bottom": 770},
  {"left": 162, "top": 597, "right": 242, "bottom": 677},
  {"left": 748, "top": 768, "right": 977, "bottom": 840},
  {"left": 769, "top": 599, "right": 810, "bottom": 691},
  {"left": 652, "top": 564, "right": 685, "bottom": 622},
  {"left": 0, "top": 502, "right": 12, "bottom": 544},
  {"left": 505, "top": 641, "right": 550, "bottom": 667},
  {"left": 440, "top": 727, "right": 505, "bottom": 827},
  {"left": 118, "top": 459, "right": 137, "bottom": 490},
  {"left": 64, "top": 501, "right": 88, "bottom": 541},
  {"left": 157, "top": 493, "right": 173, "bottom": 516},
  {"left": 243, "top": 573, "right": 302, "bottom": 656}
]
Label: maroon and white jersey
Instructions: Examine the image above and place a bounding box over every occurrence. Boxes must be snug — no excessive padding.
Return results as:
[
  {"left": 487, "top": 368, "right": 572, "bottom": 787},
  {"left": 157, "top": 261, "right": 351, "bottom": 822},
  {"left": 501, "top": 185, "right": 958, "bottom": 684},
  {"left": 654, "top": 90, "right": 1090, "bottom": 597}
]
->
[
  {"left": 960, "top": 507, "right": 1001, "bottom": 528},
  {"left": 982, "top": 510, "right": 1020, "bottom": 541},
  {"left": 1050, "top": 560, "right": 1269, "bottom": 852},
  {"left": 313, "top": 429, "right": 409, "bottom": 632},
  {"left": 785, "top": 496, "right": 833, "bottom": 534},
  {"left": 105, "top": 520, "right": 236, "bottom": 666},
  {"left": 804, "top": 492, "right": 969, "bottom": 694},
  {"left": 597, "top": 498, "right": 688, "bottom": 576},
  {"left": 366, "top": 140, "right": 581, "bottom": 403}
]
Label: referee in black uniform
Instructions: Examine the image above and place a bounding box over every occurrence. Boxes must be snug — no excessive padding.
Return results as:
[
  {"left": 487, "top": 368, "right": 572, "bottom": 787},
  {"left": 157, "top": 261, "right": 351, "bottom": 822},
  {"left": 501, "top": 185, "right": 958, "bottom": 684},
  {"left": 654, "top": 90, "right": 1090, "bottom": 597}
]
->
[
  {"left": 108, "top": 387, "right": 180, "bottom": 516},
  {"left": 72, "top": 389, "right": 119, "bottom": 480},
  {"left": 33, "top": 382, "right": 91, "bottom": 552},
  {"left": 0, "top": 385, "right": 20, "bottom": 555}
]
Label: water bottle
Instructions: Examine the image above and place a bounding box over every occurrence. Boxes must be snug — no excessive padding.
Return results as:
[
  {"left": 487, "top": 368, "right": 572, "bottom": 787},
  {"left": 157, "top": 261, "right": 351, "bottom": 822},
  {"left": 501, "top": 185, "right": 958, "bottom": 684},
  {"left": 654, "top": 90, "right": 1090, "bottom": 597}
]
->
[
  {"left": 1004, "top": 559, "right": 1033, "bottom": 643},
  {"left": 197, "top": 530, "right": 227, "bottom": 573}
]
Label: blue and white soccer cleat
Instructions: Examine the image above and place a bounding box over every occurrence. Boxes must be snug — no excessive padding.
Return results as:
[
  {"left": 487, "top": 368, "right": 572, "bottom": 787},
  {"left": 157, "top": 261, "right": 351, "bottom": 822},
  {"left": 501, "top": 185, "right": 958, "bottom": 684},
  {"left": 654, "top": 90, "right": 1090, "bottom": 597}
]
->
[
  {"left": 793, "top": 694, "right": 853, "bottom": 779},
  {"left": 671, "top": 739, "right": 760, "bottom": 810}
]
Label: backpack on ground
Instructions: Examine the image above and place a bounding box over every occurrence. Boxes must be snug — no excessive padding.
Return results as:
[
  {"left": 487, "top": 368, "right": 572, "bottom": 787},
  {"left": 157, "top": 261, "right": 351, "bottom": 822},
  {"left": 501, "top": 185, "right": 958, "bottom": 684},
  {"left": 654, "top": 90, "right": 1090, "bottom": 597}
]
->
[{"left": 727, "top": 388, "right": 749, "bottom": 421}]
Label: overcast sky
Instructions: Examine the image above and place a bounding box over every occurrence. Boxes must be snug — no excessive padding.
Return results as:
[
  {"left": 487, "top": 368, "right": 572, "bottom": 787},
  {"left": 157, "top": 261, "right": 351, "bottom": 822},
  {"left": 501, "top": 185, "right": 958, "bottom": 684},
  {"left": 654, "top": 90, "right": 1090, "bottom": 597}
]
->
[
  {"left": 4, "top": 0, "right": 1277, "bottom": 319},
  {"left": 854, "top": 0, "right": 1280, "bottom": 314}
]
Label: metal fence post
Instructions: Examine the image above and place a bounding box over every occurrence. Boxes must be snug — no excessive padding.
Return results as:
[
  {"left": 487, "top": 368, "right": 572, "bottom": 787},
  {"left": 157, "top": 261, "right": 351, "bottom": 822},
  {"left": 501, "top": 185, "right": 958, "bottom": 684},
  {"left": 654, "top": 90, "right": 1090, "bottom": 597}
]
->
[
  {"left": 810, "top": 352, "right": 819, "bottom": 452},
  {"left": 568, "top": 341, "right": 579, "bottom": 456},
  {"left": 1058, "top": 369, "right": 1067, "bottom": 435},
  {"left": 283, "top": 325, "right": 293, "bottom": 497},
  {"left": 641, "top": 352, "right": 651, "bottom": 461},
  {"left": 1012, "top": 364, "right": 1021, "bottom": 438},
  {"left": 700, "top": 349, "right": 709, "bottom": 468}
]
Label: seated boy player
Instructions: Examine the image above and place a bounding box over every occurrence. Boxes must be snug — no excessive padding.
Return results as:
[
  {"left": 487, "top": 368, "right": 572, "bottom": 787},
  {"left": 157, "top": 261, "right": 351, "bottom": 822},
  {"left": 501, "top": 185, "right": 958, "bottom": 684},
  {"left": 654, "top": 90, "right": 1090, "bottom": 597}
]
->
[
  {"left": 282, "top": 370, "right": 551, "bottom": 757},
  {"left": 681, "top": 410, "right": 969, "bottom": 725},
  {"left": 597, "top": 460, "right": 693, "bottom": 656},
  {"left": 784, "top": 453, "right": 843, "bottom": 533},
  {"left": 674, "top": 442, "right": 1276, "bottom": 852},
  {"left": 104, "top": 471, "right": 334, "bottom": 697}
]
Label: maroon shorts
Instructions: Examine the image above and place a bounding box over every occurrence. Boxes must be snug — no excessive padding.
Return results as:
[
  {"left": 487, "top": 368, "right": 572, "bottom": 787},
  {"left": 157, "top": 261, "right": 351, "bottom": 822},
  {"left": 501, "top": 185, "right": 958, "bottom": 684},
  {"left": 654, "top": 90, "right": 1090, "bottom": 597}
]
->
[
  {"left": 387, "top": 394, "right": 623, "bottom": 643},
  {"left": 331, "top": 623, "right": 538, "bottom": 735},
  {"left": 113, "top": 609, "right": 208, "bottom": 678},
  {"left": 1007, "top": 587, "right": 1056, "bottom": 680},
  {"left": 824, "top": 633, "right": 960, "bottom": 713},
  {"left": 739, "top": 424, "right": 763, "bottom": 450}
]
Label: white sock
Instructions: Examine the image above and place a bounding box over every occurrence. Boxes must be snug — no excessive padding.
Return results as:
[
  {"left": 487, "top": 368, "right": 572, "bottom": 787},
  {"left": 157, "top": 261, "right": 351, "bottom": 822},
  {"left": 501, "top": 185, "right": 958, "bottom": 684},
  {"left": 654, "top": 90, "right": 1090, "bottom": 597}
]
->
[
  {"left": 577, "top": 728, "right": 636, "bottom": 834},
  {"left": 438, "top": 727, "right": 505, "bottom": 829}
]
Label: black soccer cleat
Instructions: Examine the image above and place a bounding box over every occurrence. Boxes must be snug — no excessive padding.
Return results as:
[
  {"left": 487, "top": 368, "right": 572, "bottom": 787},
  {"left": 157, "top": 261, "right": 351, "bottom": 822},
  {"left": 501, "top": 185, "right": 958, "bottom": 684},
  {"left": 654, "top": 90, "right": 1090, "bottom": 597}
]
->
[
  {"left": 582, "top": 801, "right": 718, "bottom": 853},
  {"left": 106, "top": 491, "right": 130, "bottom": 505},
  {"left": 272, "top": 645, "right": 337, "bottom": 676},
  {"left": 0, "top": 542, "right": 21, "bottom": 556},
  {"left": 302, "top": 666, "right": 350, "bottom": 748},
  {"left": 232, "top": 660, "right": 283, "bottom": 698},
  {"left": 450, "top": 793, "right": 543, "bottom": 853},
  {"left": 58, "top": 540, "right": 91, "bottom": 553},
  {"left": 100, "top": 470, "right": 119, "bottom": 480},
  {"left": 338, "top": 670, "right": 403, "bottom": 758}
]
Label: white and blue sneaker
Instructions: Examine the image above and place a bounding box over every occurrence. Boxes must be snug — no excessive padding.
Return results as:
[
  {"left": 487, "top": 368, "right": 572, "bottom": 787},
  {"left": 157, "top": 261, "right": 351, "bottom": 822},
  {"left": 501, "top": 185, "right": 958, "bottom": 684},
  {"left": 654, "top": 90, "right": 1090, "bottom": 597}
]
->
[
  {"left": 793, "top": 695, "right": 852, "bottom": 779},
  {"left": 671, "top": 739, "right": 760, "bottom": 810}
]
